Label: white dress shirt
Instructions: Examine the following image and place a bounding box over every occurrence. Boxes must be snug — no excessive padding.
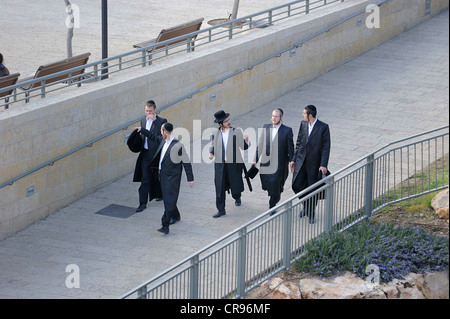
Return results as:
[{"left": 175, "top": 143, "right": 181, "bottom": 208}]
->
[
  {"left": 308, "top": 118, "right": 317, "bottom": 137},
  {"left": 159, "top": 137, "right": 174, "bottom": 170},
  {"left": 271, "top": 124, "right": 280, "bottom": 141},
  {"left": 144, "top": 118, "right": 153, "bottom": 149},
  {"left": 221, "top": 129, "right": 230, "bottom": 161}
]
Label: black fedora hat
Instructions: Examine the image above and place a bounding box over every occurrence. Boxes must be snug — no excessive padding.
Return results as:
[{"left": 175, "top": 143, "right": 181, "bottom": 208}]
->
[
  {"left": 214, "top": 110, "right": 230, "bottom": 123},
  {"left": 127, "top": 129, "right": 143, "bottom": 153}
]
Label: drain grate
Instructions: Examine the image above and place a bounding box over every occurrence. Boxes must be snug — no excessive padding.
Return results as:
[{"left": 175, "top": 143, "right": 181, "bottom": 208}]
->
[{"left": 94, "top": 204, "right": 136, "bottom": 219}]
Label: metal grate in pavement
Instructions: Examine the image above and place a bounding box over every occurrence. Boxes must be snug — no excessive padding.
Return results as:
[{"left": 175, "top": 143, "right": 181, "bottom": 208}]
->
[{"left": 94, "top": 204, "right": 136, "bottom": 219}]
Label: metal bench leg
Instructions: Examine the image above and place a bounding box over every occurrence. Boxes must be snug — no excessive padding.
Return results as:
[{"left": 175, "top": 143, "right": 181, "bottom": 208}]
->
[{"left": 4, "top": 97, "right": 9, "bottom": 109}]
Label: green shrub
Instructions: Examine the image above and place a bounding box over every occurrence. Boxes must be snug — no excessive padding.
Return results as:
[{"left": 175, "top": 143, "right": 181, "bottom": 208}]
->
[{"left": 293, "top": 221, "right": 449, "bottom": 283}]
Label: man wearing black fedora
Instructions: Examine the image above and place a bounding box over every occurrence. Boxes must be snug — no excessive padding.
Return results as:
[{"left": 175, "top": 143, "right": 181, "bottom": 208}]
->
[
  {"left": 252, "top": 108, "right": 294, "bottom": 215},
  {"left": 209, "top": 110, "right": 250, "bottom": 218},
  {"left": 132, "top": 100, "right": 167, "bottom": 213}
]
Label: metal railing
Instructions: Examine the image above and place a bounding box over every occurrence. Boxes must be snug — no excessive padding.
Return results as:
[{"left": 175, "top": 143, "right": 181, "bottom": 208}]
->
[
  {"left": 120, "top": 126, "right": 449, "bottom": 299},
  {"left": 0, "top": 0, "right": 345, "bottom": 109}
]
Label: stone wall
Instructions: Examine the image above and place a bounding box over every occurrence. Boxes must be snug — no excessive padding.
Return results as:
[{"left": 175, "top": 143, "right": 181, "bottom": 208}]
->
[{"left": 0, "top": 0, "right": 448, "bottom": 239}]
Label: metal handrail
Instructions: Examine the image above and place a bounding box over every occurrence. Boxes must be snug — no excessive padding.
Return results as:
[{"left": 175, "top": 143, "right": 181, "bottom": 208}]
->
[
  {"left": 0, "top": 0, "right": 345, "bottom": 108},
  {"left": 120, "top": 125, "right": 449, "bottom": 299}
]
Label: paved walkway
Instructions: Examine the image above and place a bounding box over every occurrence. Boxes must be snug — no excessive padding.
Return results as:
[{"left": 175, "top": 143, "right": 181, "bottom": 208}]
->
[{"left": 0, "top": 7, "right": 448, "bottom": 298}]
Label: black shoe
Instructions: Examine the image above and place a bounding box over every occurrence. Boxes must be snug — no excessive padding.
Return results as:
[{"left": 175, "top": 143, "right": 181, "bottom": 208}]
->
[
  {"left": 235, "top": 199, "right": 241, "bottom": 206},
  {"left": 213, "top": 211, "right": 226, "bottom": 218},
  {"left": 157, "top": 226, "right": 169, "bottom": 234},
  {"left": 169, "top": 217, "right": 180, "bottom": 225},
  {"left": 136, "top": 204, "right": 146, "bottom": 212},
  {"left": 155, "top": 198, "right": 163, "bottom": 201},
  {"left": 309, "top": 217, "right": 316, "bottom": 224}
]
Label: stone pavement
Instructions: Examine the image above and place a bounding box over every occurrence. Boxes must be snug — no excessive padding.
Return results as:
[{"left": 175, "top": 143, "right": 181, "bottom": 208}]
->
[{"left": 0, "top": 6, "right": 448, "bottom": 298}]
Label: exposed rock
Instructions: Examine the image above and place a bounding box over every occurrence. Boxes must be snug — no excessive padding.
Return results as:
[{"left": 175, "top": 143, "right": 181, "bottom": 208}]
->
[
  {"left": 299, "top": 272, "right": 386, "bottom": 299},
  {"left": 248, "top": 271, "right": 449, "bottom": 299},
  {"left": 421, "top": 271, "right": 450, "bottom": 299},
  {"left": 260, "top": 277, "right": 302, "bottom": 299},
  {"left": 431, "top": 188, "right": 449, "bottom": 220}
]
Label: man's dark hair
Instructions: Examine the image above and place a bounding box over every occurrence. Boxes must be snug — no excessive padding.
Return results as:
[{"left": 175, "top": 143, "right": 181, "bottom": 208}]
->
[
  {"left": 146, "top": 100, "right": 156, "bottom": 108},
  {"left": 164, "top": 122, "right": 174, "bottom": 132},
  {"left": 0, "top": 53, "right": 4, "bottom": 65},
  {"left": 275, "top": 108, "right": 284, "bottom": 116},
  {"left": 305, "top": 105, "right": 317, "bottom": 118}
]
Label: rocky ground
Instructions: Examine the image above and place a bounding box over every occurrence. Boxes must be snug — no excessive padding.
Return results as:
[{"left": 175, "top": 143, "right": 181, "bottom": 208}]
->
[{"left": 246, "top": 188, "right": 449, "bottom": 299}]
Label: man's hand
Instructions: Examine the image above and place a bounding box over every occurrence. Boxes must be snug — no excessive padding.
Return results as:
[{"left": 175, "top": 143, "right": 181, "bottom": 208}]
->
[
  {"left": 319, "top": 166, "right": 328, "bottom": 175},
  {"left": 188, "top": 181, "right": 195, "bottom": 188},
  {"left": 134, "top": 127, "right": 141, "bottom": 132},
  {"left": 289, "top": 161, "right": 295, "bottom": 173}
]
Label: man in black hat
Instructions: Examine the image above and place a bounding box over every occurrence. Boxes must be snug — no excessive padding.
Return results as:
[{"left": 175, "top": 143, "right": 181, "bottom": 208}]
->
[
  {"left": 136, "top": 122, "right": 194, "bottom": 234},
  {"left": 132, "top": 100, "right": 167, "bottom": 212},
  {"left": 209, "top": 110, "right": 250, "bottom": 218},
  {"left": 252, "top": 108, "right": 294, "bottom": 215}
]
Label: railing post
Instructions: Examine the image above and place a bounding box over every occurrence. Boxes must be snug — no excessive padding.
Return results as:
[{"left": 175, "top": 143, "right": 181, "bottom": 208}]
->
[
  {"left": 94, "top": 64, "right": 99, "bottom": 81},
  {"left": 306, "top": 0, "right": 310, "bottom": 14},
  {"left": 324, "top": 176, "right": 335, "bottom": 232},
  {"left": 137, "top": 285, "right": 147, "bottom": 299},
  {"left": 187, "top": 36, "right": 192, "bottom": 53},
  {"left": 236, "top": 227, "right": 247, "bottom": 298},
  {"left": 365, "top": 154, "right": 375, "bottom": 219},
  {"left": 142, "top": 50, "right": 147, "bottom": 67},
  {"left": 282, "top": 201, "right": 293, "bottom": 270},
  {"left": 41, "top": 80, "right": 46, "bottom": 98},
  {"left": 189, "top": 255, "right": 199, "bottom": 299}
]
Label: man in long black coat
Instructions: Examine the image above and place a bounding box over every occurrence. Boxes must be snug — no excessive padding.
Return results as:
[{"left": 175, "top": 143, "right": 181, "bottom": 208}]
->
[
  {"left": 209, "top": 110, "right": 250, "bottom": 218},
  {"left": 133, "top": 100, "right": 167, "bottom": 212},
  {"left": 136, "top": 122, "right": 194, "bottom": 234},
  {"left": 252, "top": 108, "right": 294, "bottom": 215},
  {"left": 290, "top": 105, "right": 331, "bottom": 224}
]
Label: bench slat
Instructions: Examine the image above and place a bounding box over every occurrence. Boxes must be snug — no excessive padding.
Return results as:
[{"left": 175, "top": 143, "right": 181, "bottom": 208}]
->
[
  {"left": 0, "top": 73, "right": 21, "bottom": 98},
  {"left": 18, "top": 53, "right": 91, "bottom": 91},
  {"left": 134, "top": 18, "right": 204, "bottom": 52}
]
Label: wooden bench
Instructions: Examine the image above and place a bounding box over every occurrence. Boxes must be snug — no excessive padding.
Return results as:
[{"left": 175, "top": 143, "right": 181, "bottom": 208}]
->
[
  {"left": 18, "top": 52, "right": 91, "bottom": 102},
  {"left": 0, "top": 73, "right": 21, "bottom": 109},
  {"left": 133, "top": 18, "right": 204, "bottom": 64}
]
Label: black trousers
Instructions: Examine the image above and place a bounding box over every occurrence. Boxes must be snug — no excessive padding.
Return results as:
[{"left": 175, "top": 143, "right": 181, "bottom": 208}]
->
[
  {"left": 292, "top": 163, "right": 318, "bottom": 218},
  {"left": 269, "top": 194, "right": 281, "bottom": 209},
  {"left": 138, "top": 149, "right": 161, "bottom": 204},
  {"left": 216, "top": 163, "right": 241, "bottom": 213},
  {"left": 161, "top": 207, "right": 180, "bottom": 228}
]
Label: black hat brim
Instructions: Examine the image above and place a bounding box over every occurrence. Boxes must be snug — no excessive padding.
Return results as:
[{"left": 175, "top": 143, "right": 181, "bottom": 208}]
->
[
  {"left": 127, "top": 129, "right": 143, "bottom": 153},
  {"left": 214, "top": 113, "right": 230, "bottom": 123}
]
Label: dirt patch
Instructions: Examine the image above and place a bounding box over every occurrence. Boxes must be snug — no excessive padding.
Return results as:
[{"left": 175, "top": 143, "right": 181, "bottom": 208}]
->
[{"left": 372, "top": 206, "right": 449, "bottom": 237}]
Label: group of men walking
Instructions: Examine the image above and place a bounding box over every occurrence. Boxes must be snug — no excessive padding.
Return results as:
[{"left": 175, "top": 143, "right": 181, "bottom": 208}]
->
[{"left": 129, "top": 100, "right": 331, "bottom": 234}]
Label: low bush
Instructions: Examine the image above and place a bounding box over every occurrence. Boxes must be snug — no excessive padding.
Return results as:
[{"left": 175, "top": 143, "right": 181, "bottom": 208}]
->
[{"left": 293, "top": 221, "right": 449, "bottom": 283}]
